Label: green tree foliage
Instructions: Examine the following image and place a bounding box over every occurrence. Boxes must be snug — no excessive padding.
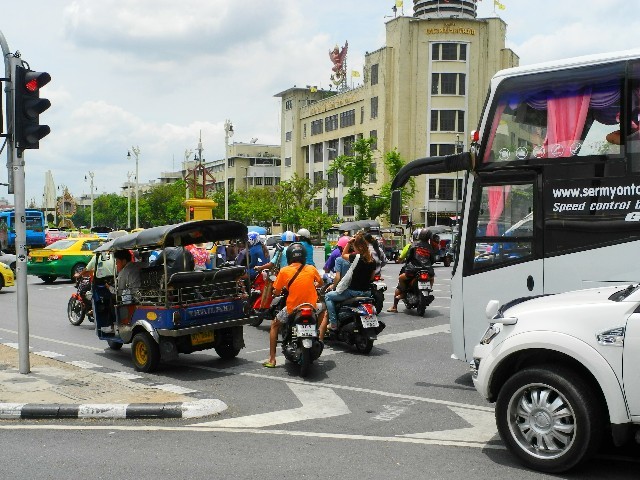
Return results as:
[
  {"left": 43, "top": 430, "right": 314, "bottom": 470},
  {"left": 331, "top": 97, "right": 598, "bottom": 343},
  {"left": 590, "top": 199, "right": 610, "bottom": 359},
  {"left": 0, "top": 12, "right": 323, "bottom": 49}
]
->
[
  {"left": 234, "top": 187, "right": 279, "bottom": 226},
  {"left": 275, "top": 174, "right": 327, "bottom": 229},
  {"left": 91, "top": 193, "right": 129, "bottom": 229},
  {"left": 142, "top": 179, "right": 188, "bottom": 226},
  {"left": 377, "top": 148, "right": 416, "bottom": 224},
  {"left": 327, "top": 137, "right": 377, "bottom": 220}
]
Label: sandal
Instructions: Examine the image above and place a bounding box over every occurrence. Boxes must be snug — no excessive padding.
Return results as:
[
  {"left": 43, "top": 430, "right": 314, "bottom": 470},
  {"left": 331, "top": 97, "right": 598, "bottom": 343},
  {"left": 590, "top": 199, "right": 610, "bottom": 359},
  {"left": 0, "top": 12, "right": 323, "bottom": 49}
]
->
[
  {"left": 387, "top": 307, "right": 398, "bottom": 313},
  {"left": 262, "top": 361, "right": 276, "bottom": 368}
]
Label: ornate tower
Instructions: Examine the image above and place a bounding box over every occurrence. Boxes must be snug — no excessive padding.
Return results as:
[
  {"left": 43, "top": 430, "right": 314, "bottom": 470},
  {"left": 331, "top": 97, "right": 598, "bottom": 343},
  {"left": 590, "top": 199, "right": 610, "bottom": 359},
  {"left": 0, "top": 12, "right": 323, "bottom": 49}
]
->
[{"left": 413, "top": 0, "right": 477, "bottom": 19}]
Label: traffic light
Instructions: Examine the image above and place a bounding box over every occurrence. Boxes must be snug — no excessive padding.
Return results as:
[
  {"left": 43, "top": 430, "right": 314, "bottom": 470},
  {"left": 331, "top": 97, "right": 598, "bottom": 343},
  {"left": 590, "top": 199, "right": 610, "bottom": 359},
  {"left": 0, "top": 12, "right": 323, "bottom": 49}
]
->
[
  {"left": 13, "top": 65, "right": 51, "bottom": 151},
  {"left": 189, "top": 206, "right": 195, "bottom": 220}
]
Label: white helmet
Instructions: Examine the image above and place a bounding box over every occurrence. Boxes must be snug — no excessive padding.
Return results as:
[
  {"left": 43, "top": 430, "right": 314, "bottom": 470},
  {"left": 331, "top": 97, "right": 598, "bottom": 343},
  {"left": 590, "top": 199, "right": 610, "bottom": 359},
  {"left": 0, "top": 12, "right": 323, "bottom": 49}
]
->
[
  {"left": 281, "top": 230, "right": 296, "bottom": 242},
  {"left": 296, "top": 228, "right": 311, "bottom": 240}
]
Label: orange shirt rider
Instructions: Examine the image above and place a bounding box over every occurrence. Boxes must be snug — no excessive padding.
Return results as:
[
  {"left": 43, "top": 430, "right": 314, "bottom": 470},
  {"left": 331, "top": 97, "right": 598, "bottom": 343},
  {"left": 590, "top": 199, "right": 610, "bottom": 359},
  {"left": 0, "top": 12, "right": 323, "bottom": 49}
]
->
[{"left": 272, "top": 262, "right": 321, "bottom": 314}]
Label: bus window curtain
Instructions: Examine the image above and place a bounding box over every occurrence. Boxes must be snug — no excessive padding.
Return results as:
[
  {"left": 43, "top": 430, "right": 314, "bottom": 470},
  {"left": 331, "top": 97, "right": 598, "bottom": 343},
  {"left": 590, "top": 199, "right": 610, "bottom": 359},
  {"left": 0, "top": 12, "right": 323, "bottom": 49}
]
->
[
  {"left": 545, "top": 90, "right": 592, "bottom": 157},
  {"left": 486, "top": 185, "right": 511, "bottom": 237}
]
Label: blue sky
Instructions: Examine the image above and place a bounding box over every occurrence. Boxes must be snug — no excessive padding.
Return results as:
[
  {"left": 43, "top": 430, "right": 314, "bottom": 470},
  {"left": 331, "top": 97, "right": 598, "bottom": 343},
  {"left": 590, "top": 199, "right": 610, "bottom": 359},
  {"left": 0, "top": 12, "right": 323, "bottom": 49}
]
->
[{"left": 0, "top": 0, "right": 636, "bottom": 204}]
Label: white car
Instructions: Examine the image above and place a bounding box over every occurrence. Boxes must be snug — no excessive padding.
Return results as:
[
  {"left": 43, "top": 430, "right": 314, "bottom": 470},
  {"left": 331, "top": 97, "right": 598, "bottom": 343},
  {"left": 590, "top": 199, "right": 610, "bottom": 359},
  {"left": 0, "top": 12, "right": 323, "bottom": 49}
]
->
[{"left": 471, "top": 284, "right": 640, "bottom": 473}]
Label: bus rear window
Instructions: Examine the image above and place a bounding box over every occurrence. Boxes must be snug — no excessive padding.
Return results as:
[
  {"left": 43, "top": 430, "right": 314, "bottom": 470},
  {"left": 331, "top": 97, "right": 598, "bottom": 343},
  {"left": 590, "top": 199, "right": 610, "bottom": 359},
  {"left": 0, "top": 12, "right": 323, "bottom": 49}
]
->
[{"left": 483, "top": 64, "right": 625, "bottom": 163}]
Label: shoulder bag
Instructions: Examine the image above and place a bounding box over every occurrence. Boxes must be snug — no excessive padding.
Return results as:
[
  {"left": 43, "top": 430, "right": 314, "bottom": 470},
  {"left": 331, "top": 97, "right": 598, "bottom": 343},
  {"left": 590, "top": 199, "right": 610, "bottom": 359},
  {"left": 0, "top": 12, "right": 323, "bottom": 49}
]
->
[{"left": 335, "top": 254, "right": 360, "bottom": 294}]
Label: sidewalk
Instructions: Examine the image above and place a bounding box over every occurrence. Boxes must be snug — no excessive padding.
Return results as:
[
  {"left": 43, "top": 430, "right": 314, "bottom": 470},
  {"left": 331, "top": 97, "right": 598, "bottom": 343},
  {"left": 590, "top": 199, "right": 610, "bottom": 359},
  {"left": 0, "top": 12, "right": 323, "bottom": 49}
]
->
[{"left": 0, "top": 344, "right": 227, "bottom": 420}]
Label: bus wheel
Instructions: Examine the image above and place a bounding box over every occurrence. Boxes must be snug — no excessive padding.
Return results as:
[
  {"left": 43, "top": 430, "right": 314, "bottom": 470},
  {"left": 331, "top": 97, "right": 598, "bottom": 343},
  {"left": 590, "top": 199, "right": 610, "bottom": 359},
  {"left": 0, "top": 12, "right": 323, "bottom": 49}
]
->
[{"left": 131, "top": 332, "right": 160, "bottom": 372}]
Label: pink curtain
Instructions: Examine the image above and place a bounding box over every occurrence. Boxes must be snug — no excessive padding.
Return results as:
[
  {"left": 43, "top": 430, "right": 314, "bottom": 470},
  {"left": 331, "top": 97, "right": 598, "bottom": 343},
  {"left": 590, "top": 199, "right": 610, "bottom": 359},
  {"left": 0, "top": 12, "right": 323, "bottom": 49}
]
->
[
  {"left": 545, "top": 90, "right": 591, "bottom": 157},
  {"left": 486, "top": 185, "right": 511, "bottom": 236}
]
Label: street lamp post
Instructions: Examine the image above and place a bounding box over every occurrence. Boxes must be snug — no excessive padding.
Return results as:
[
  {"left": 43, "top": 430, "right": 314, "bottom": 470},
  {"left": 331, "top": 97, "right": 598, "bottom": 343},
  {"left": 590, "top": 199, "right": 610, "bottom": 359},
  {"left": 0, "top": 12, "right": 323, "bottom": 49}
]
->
[
  {"left": 126, "top": 171, "right": 132, "bottom": 229},
  {"left": 128, "top": 147, "right": 140, "bottom": 229},
  {"left": 224, "top": 120, "right": 234, "bottom": 220},
  {"left": 85, "top": 171, "right": 94, "bottom": 229}
]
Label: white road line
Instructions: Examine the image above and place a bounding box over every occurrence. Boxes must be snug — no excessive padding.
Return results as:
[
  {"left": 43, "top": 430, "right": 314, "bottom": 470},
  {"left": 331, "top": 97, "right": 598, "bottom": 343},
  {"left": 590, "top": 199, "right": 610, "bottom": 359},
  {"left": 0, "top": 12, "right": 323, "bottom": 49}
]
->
[
  {"left": 68, "top": 360, "right": 103, "bottom": 369},
  {"left": 153, "top": 384, "right": 199, "bottom": 394},
  {"left": 0, "top": 327, "right": 104, "bottom": 351},
  {"left": 105, "top": 372, "right": 143, "bottom": 380},
  {"left": 0, "top": 424, "right": 505, "bottom": 450},
  {"left": 35, "top": 351, "right": 65, "bottom": 358}
]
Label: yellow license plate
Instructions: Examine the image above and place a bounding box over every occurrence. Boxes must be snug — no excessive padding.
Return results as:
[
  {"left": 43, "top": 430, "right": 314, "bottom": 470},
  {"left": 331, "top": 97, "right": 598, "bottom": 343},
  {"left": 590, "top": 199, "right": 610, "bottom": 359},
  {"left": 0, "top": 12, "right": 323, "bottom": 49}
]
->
[{"left": 191, "top": 330, "right": 214, "bottom": 346}]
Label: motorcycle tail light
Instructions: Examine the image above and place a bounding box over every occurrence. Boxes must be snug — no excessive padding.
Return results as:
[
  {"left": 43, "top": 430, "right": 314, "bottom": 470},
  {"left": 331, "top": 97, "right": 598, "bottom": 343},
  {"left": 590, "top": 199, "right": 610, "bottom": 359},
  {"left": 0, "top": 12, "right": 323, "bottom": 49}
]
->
[
  {"left": 418, "top": 272, "right": 429, "bottom": 281},
  {"left": 299, "top": 307, "right": 314, "bottom": 321},
  {"left": 373, "top": 274, "right": 382, "bottom": 281}
]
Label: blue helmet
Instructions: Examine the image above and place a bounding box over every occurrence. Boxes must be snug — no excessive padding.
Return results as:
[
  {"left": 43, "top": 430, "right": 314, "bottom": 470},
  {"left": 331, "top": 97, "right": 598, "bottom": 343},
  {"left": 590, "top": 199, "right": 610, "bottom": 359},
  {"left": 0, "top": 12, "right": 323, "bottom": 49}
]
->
[
  {"left": 247, "top": 231, "right": 260, "bottom": 246},
  {"left": 281, "top": 230, "right": 296, "bottom": 243}
]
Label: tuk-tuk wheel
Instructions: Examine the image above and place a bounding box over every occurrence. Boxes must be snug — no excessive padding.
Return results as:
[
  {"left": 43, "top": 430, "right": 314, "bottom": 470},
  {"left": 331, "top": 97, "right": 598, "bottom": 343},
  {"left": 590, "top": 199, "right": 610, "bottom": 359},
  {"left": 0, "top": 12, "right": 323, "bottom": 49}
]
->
[
  {"left": 107, "top": 340, "right": 123, "bottom": 350},
  {"left": 131, "top": 332, "right": 160, "bottom": 372},
  {"left": 214, "top": 344, "right": 241, "bottom": 360}
]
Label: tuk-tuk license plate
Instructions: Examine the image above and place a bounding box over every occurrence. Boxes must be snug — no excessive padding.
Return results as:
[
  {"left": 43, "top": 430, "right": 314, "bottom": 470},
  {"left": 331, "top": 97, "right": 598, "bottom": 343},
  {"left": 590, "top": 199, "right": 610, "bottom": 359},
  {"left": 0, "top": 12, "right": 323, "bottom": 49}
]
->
[
  {"left": 361, "top": 315, "right": 379, "bottom": 328},
  {"left": 191, "top": 330, "right": 214, "bottom": 346},
  {"left": 296, "top": 324, "right": 317, "bottom": 337}
]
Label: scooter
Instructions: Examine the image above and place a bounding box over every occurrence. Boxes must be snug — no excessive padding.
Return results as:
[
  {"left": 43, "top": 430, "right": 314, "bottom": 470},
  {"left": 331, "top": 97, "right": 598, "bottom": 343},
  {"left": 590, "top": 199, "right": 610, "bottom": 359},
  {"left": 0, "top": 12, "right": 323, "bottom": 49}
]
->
[
  {"left": 326, "top": 296, "right": 385, "bottom": 354},
  {"left": 68, "top": 275, "right": 94, "bottom": 326},
  {"left": 403, "top": 268, "right": 435, "bottom": 316},
  {"left": 280, "top": 302, "right": 324, "bottom": 377}
]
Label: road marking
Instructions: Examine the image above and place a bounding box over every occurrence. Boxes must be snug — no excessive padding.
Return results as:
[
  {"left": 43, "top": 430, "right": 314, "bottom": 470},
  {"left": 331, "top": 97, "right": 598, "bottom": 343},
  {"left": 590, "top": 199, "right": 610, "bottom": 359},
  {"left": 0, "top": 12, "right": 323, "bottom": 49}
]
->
[
  {"left": 105, "top": 372, "right": 143, "bottom": 380},
  {"left": 191, "top": 383, "right": 350, "bottom": 428},
  {"left": 0, "top": 424, "right": 506, "bottom": 450},
  {"left": 35, "top": 351, "right": 66, "bottom": 358},
  {"left": 154, "top": 384, "right": 199, "bottom": 395},
  {"left": 400, "top": 406, "right": 497, "bottom": 443},
  {"left": 374, "top": 324, "right": 449, "bottom": 346},
  {"left": 0, "top": 328, "right": 104, "bottom": 351},
  {"left": 68, "top": 360, "right": 103, "bottom": 369}
]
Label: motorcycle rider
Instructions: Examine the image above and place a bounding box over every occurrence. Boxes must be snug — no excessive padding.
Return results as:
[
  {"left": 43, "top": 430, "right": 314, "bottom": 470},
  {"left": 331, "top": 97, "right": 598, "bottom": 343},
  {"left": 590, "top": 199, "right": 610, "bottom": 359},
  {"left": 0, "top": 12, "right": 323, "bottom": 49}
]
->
[
  {"left": 323, "top": 235, "right": 350, "bottom": 275},
  {"left": 387, "top": 228, "right": 435, "bottom": 313},
  {"left": 247, "top": 231, "right": 268, "bottom": 281},
  {"left": 263, "top": 242, "right": 322, "bottom": 368},
  {"left": 364, "top": 232, "right": 387, "bottom": 276},
  {"left": 256, "top": 231, "right": 296, "bottom": 272},
  {"left": 320, "top": 232, "right": 376, "bottom": 338},
  {"left": 296, "top": 228, "right": 316, "bottom": 267}
]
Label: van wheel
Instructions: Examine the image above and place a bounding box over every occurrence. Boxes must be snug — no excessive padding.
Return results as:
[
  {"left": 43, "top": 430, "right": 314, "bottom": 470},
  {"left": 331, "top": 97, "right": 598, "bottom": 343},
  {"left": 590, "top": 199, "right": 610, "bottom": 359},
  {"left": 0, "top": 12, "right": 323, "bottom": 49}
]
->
[
  {"left": 495, "top": 366, "right": 603, "bottom": 473},
  {"left": 131, "top": 332, "right": 160, "bottom": 372}
]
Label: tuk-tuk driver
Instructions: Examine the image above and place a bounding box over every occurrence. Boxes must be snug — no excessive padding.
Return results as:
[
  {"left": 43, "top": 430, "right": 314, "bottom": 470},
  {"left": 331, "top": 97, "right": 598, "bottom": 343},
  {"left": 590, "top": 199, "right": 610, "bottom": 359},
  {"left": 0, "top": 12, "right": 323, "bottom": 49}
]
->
[{"left": 114, "top": 249, "right": 141, "bottom": 304}]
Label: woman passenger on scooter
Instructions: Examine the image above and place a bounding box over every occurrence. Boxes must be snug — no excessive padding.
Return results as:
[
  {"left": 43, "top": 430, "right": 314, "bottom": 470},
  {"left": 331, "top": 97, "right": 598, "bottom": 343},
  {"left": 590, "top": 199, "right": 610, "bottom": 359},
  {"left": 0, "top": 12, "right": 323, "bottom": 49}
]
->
[
  {"left": 320, "top": 233, "right": 376, "bottom": 337},
  {"left": 387, "top": 228, "right": 435, "bottom": 313}
]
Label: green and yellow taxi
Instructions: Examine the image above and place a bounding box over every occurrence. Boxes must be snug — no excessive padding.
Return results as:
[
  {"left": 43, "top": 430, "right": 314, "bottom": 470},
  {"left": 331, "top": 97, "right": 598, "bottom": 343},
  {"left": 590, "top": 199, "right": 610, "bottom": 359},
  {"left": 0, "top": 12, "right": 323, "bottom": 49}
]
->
[
  {"left": 28, "top": 237, "right": 105, "bottom": 283},
  {"left": 0, "top": 261, "right": 15, "bottom": 290}
]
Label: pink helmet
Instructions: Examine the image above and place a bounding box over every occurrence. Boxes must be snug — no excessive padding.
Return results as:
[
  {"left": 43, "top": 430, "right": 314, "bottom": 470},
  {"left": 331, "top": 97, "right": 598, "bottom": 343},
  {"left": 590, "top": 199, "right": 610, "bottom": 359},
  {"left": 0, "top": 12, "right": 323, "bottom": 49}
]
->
[{"left": 337, "top": 236, "right": 351, "bottom": 249}]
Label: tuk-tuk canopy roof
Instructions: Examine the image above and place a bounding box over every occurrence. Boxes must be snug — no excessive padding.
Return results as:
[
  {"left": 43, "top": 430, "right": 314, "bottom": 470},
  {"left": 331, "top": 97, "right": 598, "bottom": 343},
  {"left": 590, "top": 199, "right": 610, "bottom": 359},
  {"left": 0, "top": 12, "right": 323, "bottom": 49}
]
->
[
  {"left": 94, "top": 220, "right": 247, "bottom": 252},
  {"left": 335, "top": 220, "right": 380, "bottom": 232}
]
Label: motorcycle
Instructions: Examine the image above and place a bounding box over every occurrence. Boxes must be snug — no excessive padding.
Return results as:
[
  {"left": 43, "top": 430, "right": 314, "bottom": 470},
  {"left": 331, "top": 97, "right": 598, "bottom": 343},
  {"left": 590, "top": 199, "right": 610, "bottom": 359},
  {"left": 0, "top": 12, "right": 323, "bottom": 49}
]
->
[
  {"left": 67, "top": 275, "right": 93, "bottom": 326},
  {"left": 370, "top": 274, "right": 387, "bottom": 314},
  {"left": 326, "top": 296, "right": 385, "bottom": 354},
  {"left": 247, "top": 245, "right": 284, "bottom": 326},
  {"left": 403, "top": 268, "right": 435, "bottom": 316},
  {"left": 279, "top": 302, "right": 323, "bottom": 377}
]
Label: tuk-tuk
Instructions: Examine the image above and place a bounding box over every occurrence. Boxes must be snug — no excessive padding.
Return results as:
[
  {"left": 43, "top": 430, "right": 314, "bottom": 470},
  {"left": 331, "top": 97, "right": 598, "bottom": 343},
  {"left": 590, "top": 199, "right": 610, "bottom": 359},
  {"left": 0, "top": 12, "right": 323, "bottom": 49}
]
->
[
  {"left": 380, "top": 226, "right": 405, "bottom": 262},
  {"left": 90, "top": 220, "right": 256, "bottom": 372}
]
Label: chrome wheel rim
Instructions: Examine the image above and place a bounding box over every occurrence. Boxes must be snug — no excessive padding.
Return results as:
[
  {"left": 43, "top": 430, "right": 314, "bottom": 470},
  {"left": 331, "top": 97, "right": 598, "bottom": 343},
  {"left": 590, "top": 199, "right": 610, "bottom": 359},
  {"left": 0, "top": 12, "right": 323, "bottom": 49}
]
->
[{"left": 507, "top": 383, "right": 576, "bottom": 459}]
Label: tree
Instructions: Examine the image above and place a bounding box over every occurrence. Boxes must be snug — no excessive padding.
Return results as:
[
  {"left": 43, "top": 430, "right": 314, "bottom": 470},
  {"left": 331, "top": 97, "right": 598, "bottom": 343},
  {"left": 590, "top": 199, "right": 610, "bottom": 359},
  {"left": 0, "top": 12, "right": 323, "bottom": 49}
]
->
[
  {"left": 142, "top": 179, "right": 187, "bottom": 226},
  {"left": 275, "top": 174, "right": 326, "bottom": 229},
  {"left": 234, "top": 187, "right": 279, "bottom": 226},
  {"left": 327, "top": 137, "right": 377, "bottom": 220},
  {"left": 377, "top": 148, "right": 416, "bottom": 224}
]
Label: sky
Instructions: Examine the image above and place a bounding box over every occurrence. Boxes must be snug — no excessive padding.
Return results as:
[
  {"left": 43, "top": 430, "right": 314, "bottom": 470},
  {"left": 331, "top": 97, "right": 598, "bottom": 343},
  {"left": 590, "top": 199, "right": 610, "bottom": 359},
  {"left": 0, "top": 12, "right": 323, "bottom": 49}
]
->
[{"left": 0, "top": 0, "right": 637, "bottom": 205}]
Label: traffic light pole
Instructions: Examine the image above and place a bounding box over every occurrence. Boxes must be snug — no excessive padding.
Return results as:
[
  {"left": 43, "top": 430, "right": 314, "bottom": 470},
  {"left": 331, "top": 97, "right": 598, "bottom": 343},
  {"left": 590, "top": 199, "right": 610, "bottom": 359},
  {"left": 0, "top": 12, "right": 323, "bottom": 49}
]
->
[{"left": 1, "top": 30, "right": 31, "bottom": 373}]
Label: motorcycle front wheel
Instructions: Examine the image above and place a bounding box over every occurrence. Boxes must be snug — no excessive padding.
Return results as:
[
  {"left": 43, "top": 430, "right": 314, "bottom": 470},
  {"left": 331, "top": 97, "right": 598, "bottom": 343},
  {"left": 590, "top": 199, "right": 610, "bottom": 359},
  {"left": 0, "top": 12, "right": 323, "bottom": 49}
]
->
[
  {"left": 417, "top": 294, "right": 428, "bottom": 316},
  {"left": 354, "top": 333, "right": 374, "bottom": 354},
  {"left": 67, "top": 297, "right": 86, "bottom": 326}
]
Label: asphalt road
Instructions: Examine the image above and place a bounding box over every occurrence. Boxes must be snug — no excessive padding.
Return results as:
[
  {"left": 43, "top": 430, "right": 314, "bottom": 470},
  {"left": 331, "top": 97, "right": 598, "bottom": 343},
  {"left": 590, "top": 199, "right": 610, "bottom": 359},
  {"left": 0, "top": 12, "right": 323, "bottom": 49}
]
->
[{"left": 0, "top": 252, "right": 638, "bottom": 479}]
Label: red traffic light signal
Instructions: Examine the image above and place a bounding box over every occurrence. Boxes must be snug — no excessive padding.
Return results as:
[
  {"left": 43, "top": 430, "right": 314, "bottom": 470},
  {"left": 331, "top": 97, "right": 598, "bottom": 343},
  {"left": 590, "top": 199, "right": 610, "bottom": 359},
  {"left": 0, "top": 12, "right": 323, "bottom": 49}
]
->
[{"left": 14, "top": 65, "right": 51, "bottom": 151}]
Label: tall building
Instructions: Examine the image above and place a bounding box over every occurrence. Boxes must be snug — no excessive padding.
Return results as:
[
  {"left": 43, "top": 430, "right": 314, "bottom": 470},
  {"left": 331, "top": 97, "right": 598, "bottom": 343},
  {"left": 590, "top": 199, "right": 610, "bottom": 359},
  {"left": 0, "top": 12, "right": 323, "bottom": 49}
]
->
[{"left": 276, "top": 0, "right": 518, "bottom": 226}]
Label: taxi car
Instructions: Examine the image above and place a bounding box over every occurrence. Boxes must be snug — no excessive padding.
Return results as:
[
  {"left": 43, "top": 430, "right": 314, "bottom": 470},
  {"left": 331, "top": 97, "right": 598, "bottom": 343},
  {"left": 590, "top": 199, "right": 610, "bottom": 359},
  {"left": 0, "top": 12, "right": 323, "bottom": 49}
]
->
[
  {"left": 0, "top": 261, "right": 15, "bottom": 290},
  {"left": 27, "top": 237, "right": 105, "bottom": 283}
]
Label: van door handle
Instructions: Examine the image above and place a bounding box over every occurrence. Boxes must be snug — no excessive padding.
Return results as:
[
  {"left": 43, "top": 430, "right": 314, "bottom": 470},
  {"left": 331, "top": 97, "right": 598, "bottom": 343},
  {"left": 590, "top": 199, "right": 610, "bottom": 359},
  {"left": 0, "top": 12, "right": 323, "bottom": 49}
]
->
[{"left": 527, "top": 275, "right": 534, "bottom": 291}]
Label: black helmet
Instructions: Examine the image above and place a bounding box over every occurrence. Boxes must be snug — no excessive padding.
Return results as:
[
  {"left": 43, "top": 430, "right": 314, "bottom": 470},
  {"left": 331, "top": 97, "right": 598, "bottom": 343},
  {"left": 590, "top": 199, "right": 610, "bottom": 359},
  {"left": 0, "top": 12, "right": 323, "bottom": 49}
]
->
[
  {"left": 286, "top": 242, "right": 306, "bottom": 265},
  {"left": 418, "top": 228, "right": 432, "bottom": 243}
]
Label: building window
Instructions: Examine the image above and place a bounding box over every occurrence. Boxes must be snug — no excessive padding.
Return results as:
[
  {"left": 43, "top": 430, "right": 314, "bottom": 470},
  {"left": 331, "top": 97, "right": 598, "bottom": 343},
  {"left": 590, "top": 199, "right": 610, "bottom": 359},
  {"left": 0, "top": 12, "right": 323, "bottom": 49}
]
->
[
  {"left": 313, "top": 143, "right": 323, "bottom": 163},
  {"left": 265, "top": 177, "right": 273, "bottom": 186},
  {"left": 431, "top": 110, "right": 465, "bottom": 132},
  {"left": 284, "top": 157, "right": 291, "bottom": 167},
  {"left": 340, "top": 109, "right": 356, "bottom": 128},
  {"left": 327, "top": 197, "right": 338, "bottom": 216},
  {"left": 327, "top": 170, "right": 338, "bottom": 188},
  {"left": 343, "top": 204, "right": 355, "bottom": 216},
  {"left": 432, "top": 43, "right": 467, "bottom": 61},
  {"left": 457, "top": 178, "right": 463, "bottom": 200},
  {"left": 370, "top": 96, "right": 378, "bottom": 119},
  {"left": 369, "top": 163, "right": 377, "bottom": 183},
  {"left": 311, "top": 119, "right": 323, "bottom": 135},
  {"left": 428, "top": 178, "right": 454, "bottom": 200},
  {"left": 255, "top": 177, "right": 263, "bottom": 186},
  {"left": 429, "top": 144, "right": 456, "bottom": 156},
  {"left": 285, "top": 131, "right": 292, "bottom": 142},
  {"left": 313, "top": 170, "right": 324, "bottom": 184},
  {"left": 360, "top": 106, "right": 364, "bottom": 124},
  {"left": 370, "top": 130, "right": 377, "bottom": 150},
  {"left": 303, "top": 123, "right": 307, "bottom": 139},
  {"left": 328, "top": 139, "right": 339, "bottom": 159},
  {"left": 314, "top": 198, "right": 323, "bottom": 210},
  {"left": 325, "top": 114, "right": 338, "bottom": 132},
  {"left": 275, "top": 177, "right": 281, "bottom": 185},
  {"left": 343, "top": 136, "right": 354, "bottom": 156},
  {"left": 371, "top": 63, "right": 379, "bottom": 85},
  {"left": 432, "top": 73, "right": 466, "bottom": 95},
  {"left": 285, "top": 99, "right": 293, "bottom": 110}
]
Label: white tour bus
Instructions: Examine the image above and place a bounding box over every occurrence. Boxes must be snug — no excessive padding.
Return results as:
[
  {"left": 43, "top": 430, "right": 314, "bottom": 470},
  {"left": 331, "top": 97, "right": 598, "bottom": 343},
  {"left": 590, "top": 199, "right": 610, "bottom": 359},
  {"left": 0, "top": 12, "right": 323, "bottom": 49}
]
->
[{"left": 391, "top": 48, "right": 640, "bottom": 363}]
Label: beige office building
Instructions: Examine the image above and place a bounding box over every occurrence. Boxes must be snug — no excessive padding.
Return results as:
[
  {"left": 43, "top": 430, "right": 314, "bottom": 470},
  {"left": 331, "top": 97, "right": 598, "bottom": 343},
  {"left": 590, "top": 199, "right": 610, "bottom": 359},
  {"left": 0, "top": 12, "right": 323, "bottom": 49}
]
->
[{"left": 275, "top": 0, "right": 518, "bottom": 226}]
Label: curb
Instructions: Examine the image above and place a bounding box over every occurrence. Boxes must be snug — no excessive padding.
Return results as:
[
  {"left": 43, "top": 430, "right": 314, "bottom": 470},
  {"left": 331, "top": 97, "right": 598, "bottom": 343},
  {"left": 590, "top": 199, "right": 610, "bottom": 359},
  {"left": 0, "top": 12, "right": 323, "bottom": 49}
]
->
[{"left": 0, "top": 398, "right": 227, "bottom": 420}]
